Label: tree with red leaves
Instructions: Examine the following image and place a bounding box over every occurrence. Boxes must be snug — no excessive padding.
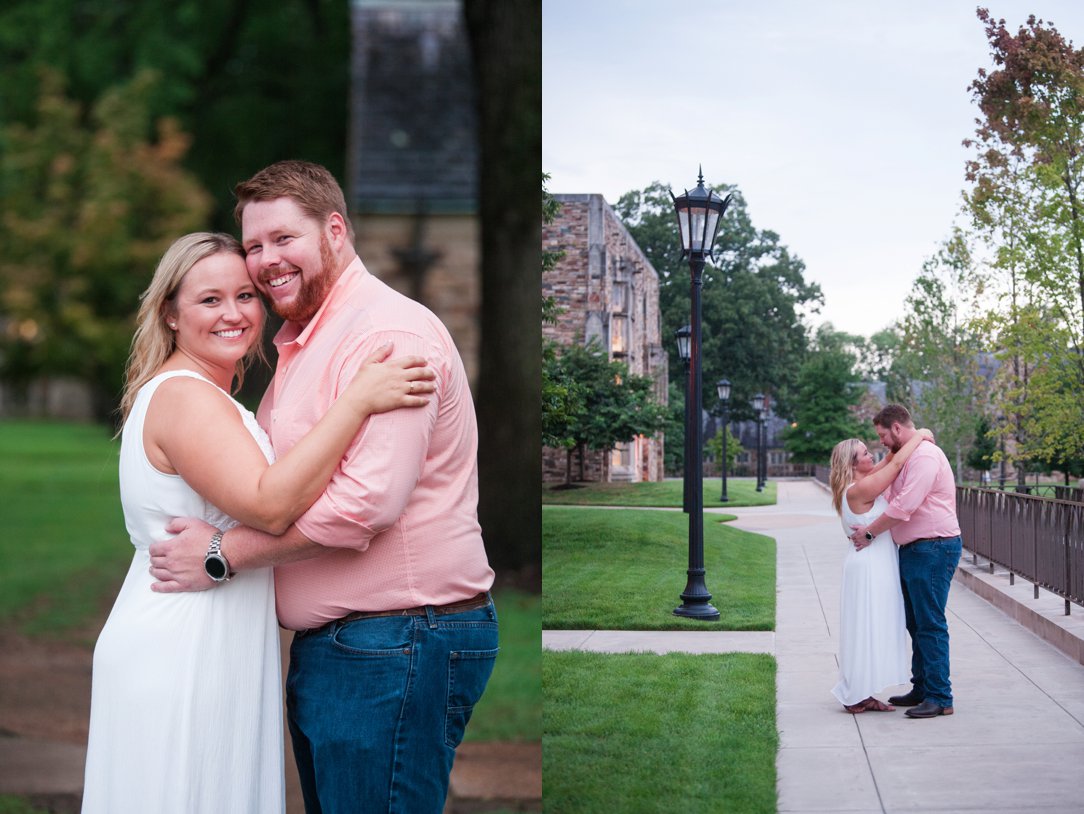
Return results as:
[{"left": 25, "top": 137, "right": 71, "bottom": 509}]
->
[{"left": 965, "top": 7, "right": 1084, "bottom": 479}]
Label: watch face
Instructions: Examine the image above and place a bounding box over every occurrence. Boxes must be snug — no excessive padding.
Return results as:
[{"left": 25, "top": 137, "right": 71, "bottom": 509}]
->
[{"left": 205, "top": 555, "right": 228, "bottom": 580}]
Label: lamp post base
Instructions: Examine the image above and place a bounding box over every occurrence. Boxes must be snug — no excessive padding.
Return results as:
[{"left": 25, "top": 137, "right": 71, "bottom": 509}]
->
[
  {"left": 673, "top": 598, "right": 721, "bottom": 620},
  {"left": 674, "top": 573, "right": 720, "bottom": 620}
]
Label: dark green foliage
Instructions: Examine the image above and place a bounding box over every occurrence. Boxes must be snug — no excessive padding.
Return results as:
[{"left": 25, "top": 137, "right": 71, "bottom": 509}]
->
[
  {"left": 783, "top": 326, "right": 870, "bottom": 464},
  {"left": 0, "top": 0, "right": 352, "bottom": 230},
  {"left": 547, "top": 342, "right": 669, "bottom": 484},
  {"left": 966, "top": 415, "right": 998, "bottom": 473},
  {"left": 614, "top": 181, "right": 823, "bottom": 421}
]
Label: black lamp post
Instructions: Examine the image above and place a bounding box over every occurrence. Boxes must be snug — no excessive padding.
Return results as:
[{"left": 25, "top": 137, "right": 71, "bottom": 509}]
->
[
  {"left": 760, "top": 406, "right": 769, "bottom": 490},
  {"left": 716, "top": 378, "right": 731, "bottom": 502},
  {"left": 752, "top": 393, "right": 765, "bottom": 492},
  {"left": 997, "top": 413, "right": 1006, "bottom": 490},
  {"left": 676, "top": 326, "right": 692, "bottom": 513},
  {"left": 671, "top": 169, "right": 731, "bottom": 621}
]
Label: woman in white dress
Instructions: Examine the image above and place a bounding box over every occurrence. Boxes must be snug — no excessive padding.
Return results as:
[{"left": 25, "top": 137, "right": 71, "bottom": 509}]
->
[
  {"left": 81, "top": 232, "right": 435, "bottom": 813},
  {"left": 827, "top": 428, "right": 933, "bottom": 714}
]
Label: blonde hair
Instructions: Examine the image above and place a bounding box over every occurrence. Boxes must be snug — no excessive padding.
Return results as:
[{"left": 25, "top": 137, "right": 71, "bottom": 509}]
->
[
  {"left": 117, "top": 232, "right": 266, "bottom": 428},
  {"left": 829, "top": 438, "right": 864, "bottom": 514}
]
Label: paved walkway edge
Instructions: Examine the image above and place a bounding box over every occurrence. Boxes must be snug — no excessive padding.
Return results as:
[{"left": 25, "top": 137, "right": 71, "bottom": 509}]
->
[{"left": 954, "top": 555, "right": 1084, "bottom": 666}]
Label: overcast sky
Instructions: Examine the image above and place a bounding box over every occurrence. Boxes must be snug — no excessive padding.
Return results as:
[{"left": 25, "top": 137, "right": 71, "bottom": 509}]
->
[{"left": 542, "top": 1, "right": 1084, "bottom": 338}]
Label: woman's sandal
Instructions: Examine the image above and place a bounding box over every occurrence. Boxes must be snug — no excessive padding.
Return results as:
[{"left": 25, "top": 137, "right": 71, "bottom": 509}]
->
[
  {"left": 843, "top": 701, "right": 868, "bottom": 714},
  {"left": 862, "top": 697, "right": 896, "bottom": 712}
]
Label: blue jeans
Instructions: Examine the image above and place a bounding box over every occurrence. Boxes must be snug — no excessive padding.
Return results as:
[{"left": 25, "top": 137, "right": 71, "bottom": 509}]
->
[
  {"left": 286, "top": 599, "right": 499, "bottom": 814},
  {"left": 898, "top": 537, "right": 962, "bottom": 707}
]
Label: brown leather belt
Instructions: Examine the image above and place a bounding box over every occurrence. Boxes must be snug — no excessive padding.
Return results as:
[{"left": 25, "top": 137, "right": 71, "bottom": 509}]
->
[{"left": 335, "top": 592, "right": 491, "bottom": 624}]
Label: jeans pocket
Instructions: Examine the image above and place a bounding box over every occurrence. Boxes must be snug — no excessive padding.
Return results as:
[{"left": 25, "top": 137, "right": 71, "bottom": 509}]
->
[
  {"left": 329, "top": 618, "right": 415, "bottom": 656},
  {"left": 445, "top": 647, "right": 498, "bottom": 748}
]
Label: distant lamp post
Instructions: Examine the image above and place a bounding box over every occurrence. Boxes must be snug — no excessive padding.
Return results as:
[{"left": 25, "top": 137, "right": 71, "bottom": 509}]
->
[
  {"left": 997, "top": 413, "right": 1006, "bottom": 490},
  {"left": 676, "top": 326, "right": 692, "bottom": 513},
  {"left": 716, "top": 378, "right": 731, "bottom": 502},
  {"left": 759, "top": 406, "right": 769, "bottom": 490},
  {"left": 670, "top": 169, "right": 731, "bottom": 621},
  {"left": 752, "top": 393, "right": 765, "bottom": 492}
]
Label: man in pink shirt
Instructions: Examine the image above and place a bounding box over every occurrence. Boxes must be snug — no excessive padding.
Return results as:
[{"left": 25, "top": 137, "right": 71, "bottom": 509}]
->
[
  {"left": 847, "top": 404, "right": 962, "bottom": 719},
  {"left": 150, "top": 161, "right": 496, "bottom": 812}
]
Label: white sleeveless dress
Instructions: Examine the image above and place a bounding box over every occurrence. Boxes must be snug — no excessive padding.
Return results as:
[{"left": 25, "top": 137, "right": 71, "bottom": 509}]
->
[
  {"left": 832, "top": 486, "right": 910, "bottom": 706},
  {"left": 82, "top": 371, "right": 285, "bottom": 814}
]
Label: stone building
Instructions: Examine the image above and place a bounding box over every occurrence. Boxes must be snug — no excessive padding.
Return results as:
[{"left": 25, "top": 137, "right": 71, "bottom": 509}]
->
[
  {"left": 348, "top": 0, "right": 481, "bottom": 383},
  {"left": 542, "top": 193, "right": 667, "bottom": 483}
]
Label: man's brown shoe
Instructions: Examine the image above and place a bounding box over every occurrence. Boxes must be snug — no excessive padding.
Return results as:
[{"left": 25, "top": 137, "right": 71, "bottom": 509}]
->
[
  {"left": 904, "top": 700, "right": 953, "bottom": 718},
  {"left": 887, "top": 689, "right": 924, "bottom": 707}
]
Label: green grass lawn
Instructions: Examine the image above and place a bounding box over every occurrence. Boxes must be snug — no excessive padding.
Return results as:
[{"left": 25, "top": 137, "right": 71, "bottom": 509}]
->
[
  {"left": 467, "top": 588, "right": 541, "bottom": 742},
  {"left": 542, "top": 477, "right": 776, "bottom": 508},
  {"left": 0, "top": 420, "right": 129, "bottom": 639},
  {"left": 543, "top": 651, "right": 777, "bottom": 813},
  {"left": 0, "top": 420, "right": 539, "bottom": 742},
  {"left": 0, "top": 796, "right": 51, "bottom": 814},
  {"left": 543, "top": 506, "right": 775, "bottom": 630}
]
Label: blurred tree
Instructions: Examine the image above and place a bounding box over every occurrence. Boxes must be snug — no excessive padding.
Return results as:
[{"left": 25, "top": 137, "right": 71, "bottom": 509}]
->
[
  {"left": 662, "top": 380, "right": 686, "bottom": 476},
  {"left": 0, "top": 70, "right": 211, "bottom": 420},
  {"left": 966, "top": 8, "right": 1084, "bottom": 481},
  {"left": 0, "top": 0, "right": 351, "bottom": 229},
  {"left": 548, "top": 342, "right": 669, "bottom": 487},
  {"left": 782, "top": 324, "right": 871, "bottom": 464},
  {"left": 615, "top": 181, "right": 822, "bottom": 422},
  {"left": 895, "top": 231, "right": 987, "bottom": 481},
  {"left": 965, "top": 414, "right": 997, "bottom": 478},
  {"left": 704, "top": 424, "right": 742, "bottom": 473},
  {"left": 464, "top": 0, "right": 541, "bottom": 583}
]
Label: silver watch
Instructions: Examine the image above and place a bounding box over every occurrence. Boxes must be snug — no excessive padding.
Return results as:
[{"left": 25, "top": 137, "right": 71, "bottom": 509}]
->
[{"left": 203, "top": 530, "right": 232, "bottom": 582}]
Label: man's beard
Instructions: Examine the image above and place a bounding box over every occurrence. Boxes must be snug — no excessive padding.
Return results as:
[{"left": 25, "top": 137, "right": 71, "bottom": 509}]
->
[{"left": 266, "top": 234, "right": 339, "bottom": 323}]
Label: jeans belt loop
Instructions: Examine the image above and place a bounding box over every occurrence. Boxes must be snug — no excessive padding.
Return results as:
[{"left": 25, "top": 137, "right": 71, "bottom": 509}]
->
[{"left": 424, "top": 605, "right": 438, "bottom": 629}]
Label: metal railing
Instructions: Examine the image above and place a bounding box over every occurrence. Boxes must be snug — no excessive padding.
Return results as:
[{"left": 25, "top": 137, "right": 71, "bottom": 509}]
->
[{"left": 957, "top": 486, "right": 1084, "bottom": 615}]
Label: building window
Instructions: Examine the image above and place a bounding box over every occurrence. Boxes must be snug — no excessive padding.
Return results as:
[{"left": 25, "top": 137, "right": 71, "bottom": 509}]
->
[
  {"left": 612, "top": 280, "right": 628, "bottom": 314},
  {"left": 611, "top": 442, "right": 632, "bottom": 469},
  {"left": 611, "top": 315, "right": 628, "bottom": 356}
]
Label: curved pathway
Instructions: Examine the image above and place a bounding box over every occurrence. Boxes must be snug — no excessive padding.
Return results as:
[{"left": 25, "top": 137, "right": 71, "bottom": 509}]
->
[{"left": 544, "top": 479, "right": 1084, "bottom": 812}]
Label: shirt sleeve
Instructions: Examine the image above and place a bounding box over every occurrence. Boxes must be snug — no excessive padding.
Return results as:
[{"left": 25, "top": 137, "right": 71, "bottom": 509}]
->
[
  {"left": 883, "top": 451, "right": 938, "bottom": 522},
  {"left": 293, "top": 329, "right": 443, "bottom": 549}
]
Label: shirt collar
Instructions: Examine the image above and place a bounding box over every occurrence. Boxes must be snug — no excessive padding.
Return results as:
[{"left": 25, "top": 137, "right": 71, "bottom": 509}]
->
[{"left": 273, "top": 257, "right": 368, "bottom": 349}]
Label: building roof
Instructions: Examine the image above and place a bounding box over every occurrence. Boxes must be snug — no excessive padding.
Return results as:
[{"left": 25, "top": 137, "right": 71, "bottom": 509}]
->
[{"left": 348, "top": 0, "right": 477, "bottom": 214}]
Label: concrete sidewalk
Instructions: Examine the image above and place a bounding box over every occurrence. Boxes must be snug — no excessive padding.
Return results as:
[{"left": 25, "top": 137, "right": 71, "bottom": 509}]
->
[{"left": 544, "top": 479, "right": 1084, "bottom": 813}]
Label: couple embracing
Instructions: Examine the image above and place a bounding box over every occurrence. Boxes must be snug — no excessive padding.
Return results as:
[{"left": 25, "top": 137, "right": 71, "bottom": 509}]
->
[
  {"left": 829, "top": 404, "right": 962, "bottom": 719},
  {"left": 81, "top": 161, "right": 496, "bottom": 813}
]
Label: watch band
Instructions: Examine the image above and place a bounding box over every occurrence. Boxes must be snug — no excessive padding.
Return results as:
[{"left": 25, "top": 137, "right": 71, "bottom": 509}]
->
[
  {"left": 208, "top": 530, "right": 224, "bottom": 555},
  {"left": 203, "top": 529, "right": 232, "bottom": 582}
]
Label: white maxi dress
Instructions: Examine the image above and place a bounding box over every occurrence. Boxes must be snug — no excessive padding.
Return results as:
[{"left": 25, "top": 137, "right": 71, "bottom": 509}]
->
[
  {"left": 831, "top": 486, "right": 911, "bottom": 706},
  {"left": 82, "top": 371, "right": 284, "bottom": 814}
]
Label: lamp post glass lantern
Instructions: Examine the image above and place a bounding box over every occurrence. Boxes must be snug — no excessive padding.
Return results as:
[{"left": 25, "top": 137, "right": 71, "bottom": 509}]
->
[
  {"left": 716, "top": 378, "right": 730, "bottom": 502},
  {"left": 670, "top": 169, "right": 731, "bottom": 621}
]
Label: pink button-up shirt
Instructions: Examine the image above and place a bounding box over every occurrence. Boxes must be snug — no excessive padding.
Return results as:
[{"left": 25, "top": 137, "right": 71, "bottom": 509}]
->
[
  {"left": 883, "top": 441, "right": 961, "bottom": 545},
  {"left": 258, "top": 258, "right": 494, "bottom": 630}
]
